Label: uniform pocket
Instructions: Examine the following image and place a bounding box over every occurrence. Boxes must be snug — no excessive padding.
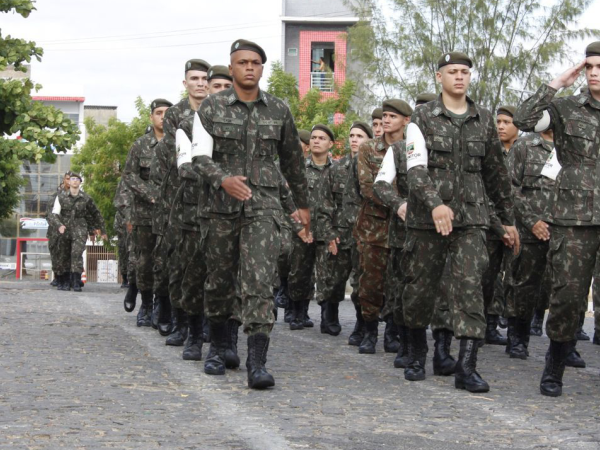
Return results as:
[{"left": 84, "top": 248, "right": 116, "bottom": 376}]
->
[
  {"left": 464, "top": 173, "right": 485, "bottom": 204},
  {"left": 257, "top": 121, "right": 282, "bottom": 156},
  {"left": 213, "top": 119, "right": 243, "bottom": 155},
  {"left": 522, "top": 162, "right": 545, "bottom": 189},
  {"left": 553, "top": 166, "right": 594, "bottom": 221},
  {"left": 465, "top": 138, "right": 485, "bottom": 172},
  {"left": 431, "top": 168, "right": 454, "bottom": 201},
  {"left": 565, "top": 119, "right": 598, "bottom": 159}
]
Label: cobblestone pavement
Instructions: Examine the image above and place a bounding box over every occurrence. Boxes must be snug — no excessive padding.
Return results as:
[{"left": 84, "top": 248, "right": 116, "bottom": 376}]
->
[{"left": 0, "top": 280, "right": 599, "bottom": 450}]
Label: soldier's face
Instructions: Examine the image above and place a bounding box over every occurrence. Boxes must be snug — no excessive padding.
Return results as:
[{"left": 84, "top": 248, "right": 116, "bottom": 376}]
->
[
  {"left": 372, "top": 119, "right": 383, "bottom": 137},
  {"left": 585, "top": 56, "right": 600, "bottom": 96},
  {"left": 436, "top": 65, "right": 471, "bottom": 96},
  {"left": 310, "top": 130, "right": 333, "bottom": 156},
  {"left": 150, "top": 107, "right": 169, "bottom": 133},
  {"left": 70, "top": 177, "right": 81, "bottom": 189},
  {"left": 349, "top": 128, "right": 369, "bottom": 155},
  {"left": 63, "top": 175, "right": 70, "bottom": 188},
  {"left": 382, "top": 111, "right": 410, "bottom": 135},
  {"left": 208, "top": 79, "right": 233, "bottom": 95},
  {"left": 183, "top": 70, "right": 209, "bottom": 101},
  {"left": 496, "top": 114, "right": 518, "bottom": 145},
  {"left": 230, "top": 51, "right": 264, "bottom": 89}
]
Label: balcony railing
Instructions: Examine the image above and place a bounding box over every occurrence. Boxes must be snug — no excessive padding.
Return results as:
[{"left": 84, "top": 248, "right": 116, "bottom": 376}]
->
[{"left": 311, "top": 72, "right": 334, "bottom": 92}]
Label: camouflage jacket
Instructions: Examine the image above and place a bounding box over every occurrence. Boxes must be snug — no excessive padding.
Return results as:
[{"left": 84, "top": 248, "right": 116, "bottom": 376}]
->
[
  {"left": 407, "top": 95, "right": 515, "bottom": 230},
  {"left": 487, "top": 149, "right": 514, "bottom": 241},
  {"left": 192, "top": 88, "right": 308, "bottom": 219},
  {"left": 342, "top": 155, "right": 362, "bottom": 226},
  {"left": 123, "top": 130, "right": 160, "bottom": 227},
  {"left": 355, "top": 136, "right": 391, "bottom": 247},
  {"left": 46, "top": 184, "right": 66, "bottom": 239},
  {"left": 297, "top": 156, "right": 333, "bottom": 240},
  {"left": 319, "top": 154, "right": 355, "bottom": 248},
  {"left": 509, "top": 133, "right": 555, "bottom": 243},
  {"left": 373, "top": 141, "right": 408, "bottom": 249},
  {"left": 150, "top": 98, "right": 195, "bottom": 234},
  {"left": 113, "top": 178, "right": 132, "bottom": 233},
  {"left": 48, "top": 190, "right": 105, "bottom": 239},
  {"left": 513, "top": 84, "right": 600, "bottom": 226}
]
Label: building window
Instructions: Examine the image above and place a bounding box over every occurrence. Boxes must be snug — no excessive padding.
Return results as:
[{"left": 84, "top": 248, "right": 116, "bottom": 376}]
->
[
  {"left": 288, "top": 48, "right": 298, "bottom": 56},
  {"left": 311, "top": 42, "right": 335, "bottom": 92}
]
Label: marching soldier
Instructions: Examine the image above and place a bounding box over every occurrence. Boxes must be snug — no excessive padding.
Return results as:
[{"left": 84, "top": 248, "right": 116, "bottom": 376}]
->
[
  {"left": 298, "top": 129, "right": 311, "bottom": 159},
  {"left": 47, "top": 172, "right": 70, "bottom": 287}
]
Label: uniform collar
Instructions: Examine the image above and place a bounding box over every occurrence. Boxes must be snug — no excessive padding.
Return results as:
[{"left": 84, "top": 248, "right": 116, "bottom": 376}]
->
[
  {"left": 431, "top": 94, "right": 479, "bottom": 119},
  {"left": 576, "top": 91, "right": 600, "bottom": 110},
  {"left": 308, "top": 155, "right": 332, "bottom": 169},
  {"left": 226, "top": 87, "right": 268, "bottom": 107}
]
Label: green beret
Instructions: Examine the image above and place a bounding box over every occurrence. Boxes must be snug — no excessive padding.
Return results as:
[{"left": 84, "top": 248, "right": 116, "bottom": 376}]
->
[
  {"left": 382, "top": 99, "right": 413, "bottom": 117},
  {"left": 150, "top": 98, "right": 173, "bottom": 112},
  {"left": 437, "top": 51, "right": 473, "bottom": 69},
  {"left": 185, "top": 59, "right": 211, "bottom": 73},
  {"left": 298, "top": 129, "right": 311, "bottom": 145},
  {"left": 68, "top": 171, "right": 82, "bottom": 181},
  {"left": 497, "top": 105, "right": 516, "bottom": 118},
  {"left": 585, "top": 41, "right": 600, "bottom": 57},
  {"left": 207, "top": 65, "right": 232, "bottom": 82},
  {"left": 415, "top": 93, "right": 437, "bottom": 106},
  {"left": 311, "top": 124, "right": 335, "bottom": 141},
  {"left": 349, "top": 121, "right": 373, "bottom": 139},
  {"left": 371, "top": 108, "right": 383, "bottom": 120},
  {"left": 231, "top": 39, "right": 267, "bottom": 64}
]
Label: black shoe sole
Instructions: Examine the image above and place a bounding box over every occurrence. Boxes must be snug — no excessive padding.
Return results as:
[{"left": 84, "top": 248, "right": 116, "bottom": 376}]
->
[
  {"left": 182, "top": 353, "right": 202, "bottom": 361},
  {"left": 455, "top": 380, "right": 489, "bottom": 392},
  {"left": 405, "top": 373, "right": 426, "bottom": 381},
  {"left": 540, "top": 386, "right": 562, "bottom": 397},
  {"left": 509, "top": 353, "right": 528, "bottom": 360},
  {"left": 358, "top": 347, "right": 376, "bottom": 354},
  {"left": 289, "top": 323, "right": 304, "bottom": 331},
  {"left": 248, "top": 378, "right": 275, "bottom": 389},
  {"left": 204, "top": 366, "right": 226, "bottom": 375}
]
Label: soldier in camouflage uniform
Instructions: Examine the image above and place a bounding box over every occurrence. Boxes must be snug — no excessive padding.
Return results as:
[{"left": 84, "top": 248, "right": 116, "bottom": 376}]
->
[
  {"left": 288, "top": 124, "right": 334, "bottom": 331},
  {"left": 192, "top": 40, "right": 309, "bottom": 389},
  {"left": 48, "top": 173, "right": 106, "bottom": 291},
  {"left": 47, "top": 173, "right": 70, "bottom": 287},
  {"left": 513, "top": 42, "right": 600, "bottom": 396},
  {"left": 298, "top": 129, "right": 311, "bottom": 160},
  {"left": 319, "top": 122, "right": 372, "bottom": 336},
  {"left": 123, "top": 98, "right": 172, "bottom": 327},
  {"left": 403, "top": 52, "right": 518, "bottom": 393},
  {"left": 355, "top": 99, "right": 412, "bottom": 355}
]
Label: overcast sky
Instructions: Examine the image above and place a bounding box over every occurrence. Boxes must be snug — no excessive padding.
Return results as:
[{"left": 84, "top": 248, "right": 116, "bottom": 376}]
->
[{"left": 2, "top": 0, "right": 599, "bottom": 122}]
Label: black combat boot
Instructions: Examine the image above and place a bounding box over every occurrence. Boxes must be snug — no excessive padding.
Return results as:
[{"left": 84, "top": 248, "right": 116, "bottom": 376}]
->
[
  {"left": 394, "top": 325, "right": 410, "bottom": 368},
  {"left": 454, "top": 338, "right": 489, "bottom": 393},
  {"left": 404, "top": 328, "right": 428, "bottom": 381},
  {"left": 284, "top": 300, "right": 293, "bottom": 323},
  {"left": 246, "top": 333, "right": 275, "bottom": 389},
  {"left": 120, "top": 273, "right": 129, "bottom": 289},
  {"left": 204, "top": 321, "right": 228, "bottom": 375},
  {"left": 348, "top": 302, "right": 365, "bottom": 346},
  {"left": 157, "top": 296, "right": 172, "bottom": 336},
  {"left": 383, "top": 315, "right": 401, "bottom": 353},
  {"left": 72, "top": 273, "right": 82, "bottom": 292},
  {"left": 575, "top": 312, "right": 590, "bottom": 341},
  {"left": 182, "top": 314, "right": 204, "bottom": 360},
  {"left": 137, "top": 290, "right": 153, "bottom": 327},
  {"left": 485, "top": 314, "right": 507, "bottom": 345},
  {"left": 564, "top": 340, "right": 586, "bottom": 368},
  {"left": 358, "top": 320, "right": 378, "bottom": 354},
  {"left": 289, "top": 301, "right": 305, "bottom": 330},
  {"left": 56, "top": 273, "right": 66, "bottom": 291},
  {"left": 275, "top": 278, "right": 289, "bottom": 309},
  {"left": 505, "top": 317, "right": 517, "bottom": 354},
  {"left": 321, "top": 302, "right": 342, "bottom": 336},
  {"left": 540, "top": 340, "right": 568, "bottom": 397},
  {"left": 593, "top": 331, "right": 600, "bottom": 345},
  {"left": 123, "top": 281, "right": 138, "bottom": 312},
  {"left": 202, "top": 315, "right": 210, "bottom": 342},
  {"left": 63, "top": 271, "right": 72, "bottom": 291},
  {"left": 509, "top": 318, "right": 530, "bottom": 360},
  {"left": 166, "top": 308, "right": 187, "bottom": 346},
  {"left": 319, "top": 302, "right": 328, "bottom": 334},
  {"left": 224, "top": 319, "right": 241, "bottom": 369},
  {"left": 530, "top": 308, "right": 545, "bottom": 336},
  {"left": 150, "top": 295, "right": 160, "bottom": 330},
  {"left": 303, "top": 299, "right": 314, "bottom": 327},
  {"left": 433, "top": 329, "right": 456, "bottom": 376},
  {"left": 498, "top": 315, "right": 508, "bottom": 329},
  {"left": 51, "top": 277, "right": 58, "bottom": 287}
]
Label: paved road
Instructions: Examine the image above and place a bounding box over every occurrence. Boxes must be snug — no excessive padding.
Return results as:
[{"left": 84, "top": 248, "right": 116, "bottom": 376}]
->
[{"left": 1, "top": 280, "right": 599, "bottom": 449}]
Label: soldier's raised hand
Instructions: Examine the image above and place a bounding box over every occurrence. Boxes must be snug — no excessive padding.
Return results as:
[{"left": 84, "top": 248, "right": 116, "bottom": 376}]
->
[
  {"left": 550, "top": 60, "right": 586, "bottom": 90},
  {"left": 221, "top": 176, "right": 252, "bottom": 201}
]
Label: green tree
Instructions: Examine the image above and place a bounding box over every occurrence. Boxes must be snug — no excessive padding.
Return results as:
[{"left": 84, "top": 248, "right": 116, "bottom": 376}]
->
[
  {"left": 347, "top": 0, "right": 600, "bottom": 111},
  {"left": 267, "top": 61, "right": 359, "bottom": 156},
  {"left": 0, "top": 0, "right": 80, "bottom": 219},
  {"left": 71, "top": 97, "right": 150, "bottom": 244}
]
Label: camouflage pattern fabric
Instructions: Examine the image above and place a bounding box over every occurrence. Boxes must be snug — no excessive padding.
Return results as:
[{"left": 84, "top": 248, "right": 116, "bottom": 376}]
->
[
  {"left": 152, "top": 232, "right": 174, "bottom": 296},
  {"left": 168, "top": 227, "right": 193, "bottom": 309},
  {"left": 46, "top": 186, "right": 65, "bottom": 275},
  {"left": 132, "top": 225, "right": 157, "bottom": 292},
  {"left": 288, "top": 237, "right": 317, "bottom": 303},
  {"left": 349, "top": 243, "right": 361, "bottom": 306},
  {"left": 342, "top": 154, "right": 362, "bottom": 225},
  {"left": 126, "top": 229, "right": 136, "bottom": 285},
  {"left": 113, "top": 179, "right": 133, "bottom": 278},
  {"left": 275, "top": 223, "right": 292, "bottom": 287},
  {"left": 178, "top": 229, "right": 207, "bottom": 315},
  {"left": 53, "top": 234, "right": 87, "bottom": 274},
  {"left": 317, "top": 245, "right": 352, "bottom": 305},
  {"left": 482, "top": 239, "right": 506, "bottom": 313},
  {"left": 359, "top": 243, "right": 389, "bottom": 322}
]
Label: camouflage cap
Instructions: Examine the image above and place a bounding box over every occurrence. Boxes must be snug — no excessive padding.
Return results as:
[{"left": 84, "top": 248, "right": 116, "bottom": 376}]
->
[
  {"left": 585, "top": 41, "right": 600, "bottom": 57},
  {"left": 437, "top": 51, "right": 473, "bottom": 69},
  {"left": 383, "top": 99, "right": 413, "bottom": 117},
  {"left": 207, "top": 65, "right": 232, "bottom": 82},
  {"left": 185, "top": 59, "right": 211, "bottom": 73},
  {"left": 350, "top": 121, "right": 373, "bottom": 139},
  {"left": 415, "top": 93, "right": 438, "bottom": 106},
  {"left": 150, "top": 98, "right": 173, "bottom": 112},
  {"left": 311, "top": 124, "right": 335, "bottom": 141},
  {"left": 497, "top": 105, "right": 517, "bottom": 117},
  {"left": 371, "top": 108, "right": 383, "bottom": 120},
  {"left": 298, "top": 129, "right": 311, "bottom": 145},
  {"left": 230, "top": 39, "right": 267, "bottom": 64}
]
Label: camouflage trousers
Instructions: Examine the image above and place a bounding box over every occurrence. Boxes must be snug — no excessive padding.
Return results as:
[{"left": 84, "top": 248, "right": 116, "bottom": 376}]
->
[
  {"left": 54, "top": 233, "right": 87, "bottom": 274},
  {"left": 48, "top": 231, "right": 63, "bottom": 274},
  {"left": 358, "top": 243, "right": 389, "bottom": 322},
  {"left": 168, "top": 227, "right": 193, "bottom": 309},
  {"left": 202, "top": 214, "right": 281, "bottom": 336},
  {"left": 482, "top": 238, "right": 507, "bottom": 316},
  {"left": 126, "top": 230, "right": 136, "bottom": 285},
  {"left": 546, "top": 226, "right": 598, "bottom": 342},
  {"left": 178, "top": 229, "right": 207, "bottom": 314},
  {"left": 317, "top": 245, "right": 352, "bottom": 305},
  {"left": 288, "top": 236, "right": 317, "bottom": 303},
  {"left": 274, "top": 224, "right": 292, "bottom": 289},
  {"left": 402, "top": 228, "right": 488, "bottom": 339},
  {"left": 152, "top": 229, "right": 177, "bottom": 297},
  {"left": 116, "top": 228, "right": 129, "bottom": 277},
  {"left": 505, "top": 241, "right": 551, "bottom": 321},
  {"left": 349, "top": 241, "right": 361, "bottom": 306},
  {"left": 133, "top": 225, "right": 156, "bottom": 292},
  {"left": 388, "top": 246, "right": 452, "bottom": 331}
]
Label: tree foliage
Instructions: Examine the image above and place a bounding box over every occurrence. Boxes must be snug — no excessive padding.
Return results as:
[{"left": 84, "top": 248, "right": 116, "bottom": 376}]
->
[
  {"left": 267, "top": 61, "right": 359, "bottom": 156},
  {"left": 0, "top": 0, "right": 80, "bottom": 219},
  {"left": 347, "top": 0, "right": 600, "bottom": 112},
  {"left": 71, "top": 98, "right": 150, "bottom": 244}
]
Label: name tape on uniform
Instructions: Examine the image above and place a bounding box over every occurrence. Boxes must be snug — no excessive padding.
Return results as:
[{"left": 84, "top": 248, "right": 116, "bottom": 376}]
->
[
  {"left": 191, "top": 112, "right": 214, "bottom": 159},
  {"left": 176, "top": 129, "right": 192, "bottom": 168},
  {"left": 541, "top": 148, "right": 561, "bottom": 181},
  {"left": 406, "top": 123, "right": 428, "bottom": 171}
]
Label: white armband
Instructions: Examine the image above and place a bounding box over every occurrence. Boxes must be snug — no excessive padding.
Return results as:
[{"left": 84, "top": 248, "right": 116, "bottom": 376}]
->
[
  {"left": 375, "top": 147, "right": 397, "bottom": 184},
  {"left": 176, "top": 129, "right": 192, "bottom": 168},
  {"left": 191, "top": 112, "right": 214, "bottom": 158},
  {"left": 541, "top": 148, "right": 561, "bottom": 181},
  {"left": 534, "top": 110, "right": 551, "bottom": 133},
  {"left": 52, "top": 196, "right": 61, "bottom": 214},
  {"left": 406, "top": 123, "right": 428, "bottom": 171}
]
